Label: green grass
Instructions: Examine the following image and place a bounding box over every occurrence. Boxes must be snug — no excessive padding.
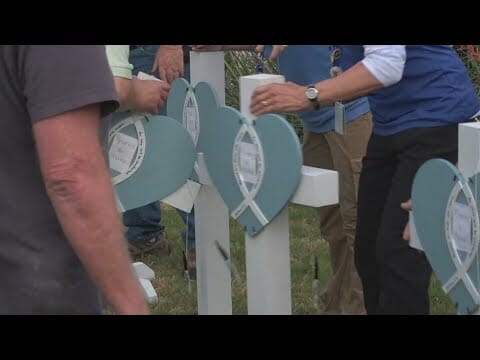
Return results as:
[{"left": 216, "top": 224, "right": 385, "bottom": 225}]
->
[{"left": 132, "top": 204, "right": 457, "bottom": 315}]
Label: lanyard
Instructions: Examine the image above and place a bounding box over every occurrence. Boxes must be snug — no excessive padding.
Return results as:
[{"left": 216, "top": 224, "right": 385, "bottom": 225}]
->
[{"left": 329, "top": 46, "right": 346, "bottom": 134}]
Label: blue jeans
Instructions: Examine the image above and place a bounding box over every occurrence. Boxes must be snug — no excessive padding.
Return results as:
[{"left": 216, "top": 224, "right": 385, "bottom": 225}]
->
[{"left": 123, "top": 45, "right": 195, "bottom": 251}]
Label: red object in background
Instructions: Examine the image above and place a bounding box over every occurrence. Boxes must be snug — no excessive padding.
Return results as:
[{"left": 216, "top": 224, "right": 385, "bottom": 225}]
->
[{"left": 458, "top": 45, "right": 480, "bottom": 61}]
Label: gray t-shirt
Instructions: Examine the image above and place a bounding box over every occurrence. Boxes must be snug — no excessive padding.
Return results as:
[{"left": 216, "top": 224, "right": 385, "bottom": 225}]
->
[{"left": 0, "top": 45, "right": 119, "bottom": 314}]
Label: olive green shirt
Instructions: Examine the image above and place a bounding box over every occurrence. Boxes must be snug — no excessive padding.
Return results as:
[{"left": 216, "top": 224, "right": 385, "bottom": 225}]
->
[{"left": 106, "top": 45, "right": 133, "bottom": 79}]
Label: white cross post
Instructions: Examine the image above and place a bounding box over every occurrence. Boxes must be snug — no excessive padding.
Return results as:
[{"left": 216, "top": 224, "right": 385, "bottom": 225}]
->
[
  {"left": 129, "top": 52, "right": 233, "bottom": 310},
  {"left": 240, "top": 74, "right": 339, "bottom": 314},
  {"left": 189, "top": 51, "right": 233, "bottom": 315},
  {"left": 458, "top": 122, "right": 480, "bottom": 178}
]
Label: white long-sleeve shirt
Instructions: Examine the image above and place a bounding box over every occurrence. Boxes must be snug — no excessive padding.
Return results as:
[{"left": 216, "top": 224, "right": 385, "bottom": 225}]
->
[{"left": 361, "top": 45, "right": 406, "bottom": 87}]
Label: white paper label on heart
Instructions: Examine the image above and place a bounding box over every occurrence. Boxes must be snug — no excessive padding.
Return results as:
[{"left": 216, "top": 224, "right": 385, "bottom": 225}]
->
[
  {"left": 453, "top": 202, "right": 473, "bottom": 254},
  {"left": 109, "top": 132, "right": 138, "bottom": 174},
  {"left": 239, "top": 141, "right": 259, "bottom": 185},
  {"left": 109, "top": 115, "right": 146, "bottom": 185},
  {"left": 183, "top": 89, "right": 200, "bottom": 146}
]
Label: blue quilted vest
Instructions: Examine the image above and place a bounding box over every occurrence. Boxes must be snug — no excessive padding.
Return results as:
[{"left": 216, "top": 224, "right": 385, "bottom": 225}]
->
[{"left": 339, "top": 45, "right": 480, "bottom": 135}]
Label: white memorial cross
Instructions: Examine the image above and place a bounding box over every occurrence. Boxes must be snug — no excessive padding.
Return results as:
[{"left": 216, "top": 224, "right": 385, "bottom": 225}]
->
[
  {"left": 178, "top": 54, "right": 339, "bottom": 315},
  {"left": 163, "top": 52, "right": 233, "bottom": 314},
  {"left": 188, "top": 51, "right": 234, "bottom": 315},
  {"left": 131, "top": 53, "right": 230, "bottom": 311},
  {"left": 239, "top": 74, "right": 338, "bottom": 314}
]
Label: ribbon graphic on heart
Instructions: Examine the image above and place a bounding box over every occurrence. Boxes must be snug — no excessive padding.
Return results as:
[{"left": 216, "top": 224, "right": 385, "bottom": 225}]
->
[
  {"left": 443, "top": 177, "right": 480, "bottom": 305},
  {"left": 109, "top": 114, "right": 146, "bottom": 186},
  {"left": 231, "top": 122, "right": 268, "bottom": 226},
  {"left": 412, "top": 158, "right": 480, "bottom": 314},
  {"left": 201, "top": 105, "right": 302, "bottom": 236}
]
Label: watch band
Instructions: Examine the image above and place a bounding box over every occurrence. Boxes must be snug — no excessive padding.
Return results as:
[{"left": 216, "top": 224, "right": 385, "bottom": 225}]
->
[{"left": 307, "top": 85, "right": 321, "bottom": 110}]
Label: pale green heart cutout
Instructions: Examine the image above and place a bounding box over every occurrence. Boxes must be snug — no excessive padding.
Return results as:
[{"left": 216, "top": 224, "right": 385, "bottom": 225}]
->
[{"left": 108, "top": 112, "right": 196, "bottom": 212}]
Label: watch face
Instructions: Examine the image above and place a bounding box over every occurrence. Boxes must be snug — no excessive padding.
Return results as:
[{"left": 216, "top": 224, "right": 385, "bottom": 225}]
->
[{"left": 306, "top": 87, "right": 318, "bottom": 100}]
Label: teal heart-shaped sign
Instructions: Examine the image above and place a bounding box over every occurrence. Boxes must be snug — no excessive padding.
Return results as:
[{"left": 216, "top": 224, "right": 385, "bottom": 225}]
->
[
  {"left": 166, "top": 78, "right": 220, "bottom": 181},
  {"left": 108, "top": 112, "right": 195, "bottom": 212},
  {"left": 201, "top": 106, "right": 303, "bottom": 237},
  {"left": 412, "top": 159, "right": 480, "bottom": 314}
]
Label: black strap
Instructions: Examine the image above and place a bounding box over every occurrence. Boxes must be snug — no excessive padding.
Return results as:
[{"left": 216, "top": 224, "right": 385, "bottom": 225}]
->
[{"left": 183, "top": 45, "right": 190, "bottom": 64}]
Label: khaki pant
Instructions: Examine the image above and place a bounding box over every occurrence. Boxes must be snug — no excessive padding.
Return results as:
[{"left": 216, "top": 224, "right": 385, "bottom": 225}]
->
[{"left": 303, "top": 112, "right": 372, "bottom": 314}]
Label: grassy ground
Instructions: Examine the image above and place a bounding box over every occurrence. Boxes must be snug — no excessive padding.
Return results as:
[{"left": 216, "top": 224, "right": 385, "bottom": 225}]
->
[{"left": 131, "top": 203, "right": 457, "bottom": 315}]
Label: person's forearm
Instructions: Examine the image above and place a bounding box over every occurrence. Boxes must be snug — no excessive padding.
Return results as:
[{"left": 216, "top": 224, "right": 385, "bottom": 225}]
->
[
  {"left": 35, "top": 105, "right": 148, "bottom": 315},
  {"left": 114, "top": 77, "right": 135, "bottom": 112},
  {"left": 47, "top": 163, "right": 147, "bottom": 314},
  {"left": 315, "top": 62, "right": 384, "bottom": 106}
]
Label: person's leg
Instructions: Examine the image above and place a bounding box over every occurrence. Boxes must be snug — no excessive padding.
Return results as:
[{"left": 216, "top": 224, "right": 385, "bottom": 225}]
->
[
  {"left": 123, "top": 201, "right": 168, "bottom": 256},
  {"left": 375, "top": 125, "right": 458, "bottom": 314},
  {"left": 303, "top": 129, "right": 347, "bottom": 313},
  {"left": 321, "top": 112, "right": 373, "bottom": 314},
  {"left": 354, "top": 133, "right": 397, "bottom": 314},
  {"left": 178, "top": 208, "right": 195, "bottom": 252},
  {"left": 123, "top": 201, "right": 164, "bottom": 241}
]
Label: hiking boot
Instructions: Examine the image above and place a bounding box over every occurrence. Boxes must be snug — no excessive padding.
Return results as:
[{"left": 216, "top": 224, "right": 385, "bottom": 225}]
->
[{"left": 128, "top": 233, "right": 170, "bottom": 257}]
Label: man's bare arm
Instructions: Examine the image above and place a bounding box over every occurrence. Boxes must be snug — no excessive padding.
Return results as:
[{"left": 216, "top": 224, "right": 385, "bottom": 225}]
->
[{"left": 33, "top": 104, "right": 148, "bottom": 315}]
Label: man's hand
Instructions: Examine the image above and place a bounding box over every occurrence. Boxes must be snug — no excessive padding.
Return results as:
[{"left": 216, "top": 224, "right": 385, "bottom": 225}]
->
[
  {"left": 401, "top": 199, "right": 412, "bottom": 241},
  {"left": 250, "top": 82, "right": 311, "bottom": 116},
  {"left": 152, "top": 45, "right": 184, "bottom": 84},
  {"left": 131, "top": 77, "right": 170, "bottom": 114}
]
